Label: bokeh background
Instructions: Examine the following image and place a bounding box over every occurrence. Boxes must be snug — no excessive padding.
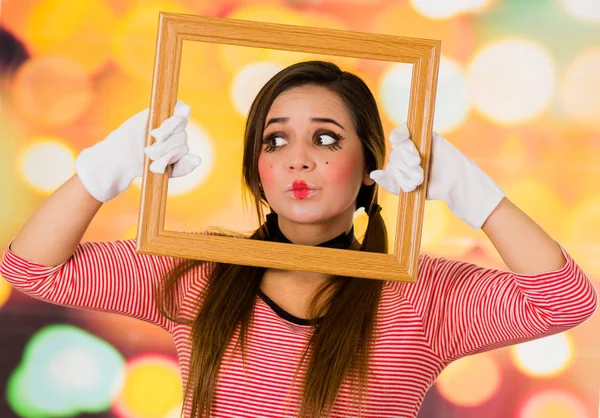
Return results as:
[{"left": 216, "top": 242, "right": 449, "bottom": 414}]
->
[{"left": 1, "top": 0, "right": 600, "bottom": 417}]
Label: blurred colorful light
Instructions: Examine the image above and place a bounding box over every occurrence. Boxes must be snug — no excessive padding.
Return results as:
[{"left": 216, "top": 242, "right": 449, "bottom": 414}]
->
[
  {"left": 436, "top": 352, "right": 501, "bottom": 407},
  {"left": 561, "top": 0, "right": 600, "bottom": 23},
  {"left": 111, "top": 2, "right": 191, "bottom": 83},
  {"left": 379, "top": 56, "right": 471, "bottom": 134},
  {"left": 113, "top": 355, "right": 182, "bottom": 418},
  {"left": 479, "top": 177, "right": 569, "bottom": 258},
  {"left": 12, "top": 56, "right": 93, "bottom": 126},
  {"left": 218, "top": 4, "right": 312, "bottom": 74},
  {"left": 410, "top": 0, "right": 492, "bottom": 19},
  {"left": 563, "top": 195, "right": 600, "bottom": 279},
  {"left": 0, "top": 276, "right": 12, "bottom": 309},
  {"left": 518, "top": 389, "right": 590, "bottom": 418},
  {"left": 511, "top": 333, "right": 574, "bottom": 378},
  {"left": 164, "top": 404, "right": 184, "bottom": 418},
  {"left": 6, "top": 324, "right": 125, "bottom": 417},
  {"left": 562, "top": 48, "right": 600, "bottom": 129},
  {"left": 469, "top": 39, "right": 555, "bottom": 124},
  {"left": 24, "top": 0, "right": 115, "bottom": 72},
  {"left": 231, "top": 61, "right": 284, "bottom": 117},
  {"left": 18, "top": 138, "right": 75, "bottom": 194}
]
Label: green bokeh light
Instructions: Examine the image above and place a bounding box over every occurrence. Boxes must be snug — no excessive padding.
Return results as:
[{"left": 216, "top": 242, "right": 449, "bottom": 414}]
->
[{"left": 6, "top": 324, "right": 125, "bottom": 418}]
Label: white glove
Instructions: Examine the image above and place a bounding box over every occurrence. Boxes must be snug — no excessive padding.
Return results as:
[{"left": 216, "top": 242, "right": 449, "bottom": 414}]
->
[
  {"left": 370, "top": 124, "right": 505, "bottom": 230},
  {"left": 75, "top": 100, "right": 201, "bottom": 202}
]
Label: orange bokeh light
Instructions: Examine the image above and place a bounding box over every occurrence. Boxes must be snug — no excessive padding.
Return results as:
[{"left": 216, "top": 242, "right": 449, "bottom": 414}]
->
[
  {"left": 518, "top": 389, "right": 590, "bottom": 418},
  {"left": 24, "top": 0, "right": 116, "bottom": 72},
  {"left": 436, "top": 352, "right": 501, "bottom": 407},
  {"left": 372, "top": 3, "right": 475, "bottom": 61},
  {"left": 12, "top": 56, "right": 93, "bottom": 127}
]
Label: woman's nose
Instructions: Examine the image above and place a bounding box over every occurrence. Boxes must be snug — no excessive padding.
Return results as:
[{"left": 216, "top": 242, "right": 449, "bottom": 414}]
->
[{"left": 287, "top": 144, "right": 316, "bottom": 172}]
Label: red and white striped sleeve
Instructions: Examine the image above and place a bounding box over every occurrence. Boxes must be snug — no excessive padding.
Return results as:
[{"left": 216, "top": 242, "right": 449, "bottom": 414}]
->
[
  {"left": 404, "top": 245, "right": 598, "bottom": 362},
  {"left": 0, "top": 239, "right": 193, "bottom": 331}
]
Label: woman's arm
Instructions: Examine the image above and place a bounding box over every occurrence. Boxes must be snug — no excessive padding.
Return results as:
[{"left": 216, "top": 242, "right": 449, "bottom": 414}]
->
[
  {"left": 2, "top": 176, "right": 182, "bottom": 330},
  {"left": 10, "top": 174, "right": 102, "bottom": 267},
  {"left": 482, "top": 197, "right": 566, "bottom": 274},
  {"left": 2, "top": 102, "right": 205, "bottom": 329},
  {"left": 404, "top": 246, "right": 597, "bottom": 363}
]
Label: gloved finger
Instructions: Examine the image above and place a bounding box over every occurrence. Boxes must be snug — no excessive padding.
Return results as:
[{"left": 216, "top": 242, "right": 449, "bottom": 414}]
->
[
  {"left": 389, "top": 124, "right": 410, "bottom": 145},
  {"left": 174, "top": 100, "right": 191, "bottom": 118},
  {"left": 171, "top": 154, "right": 201, "bottom": 178},
  {"left": 150, "top": 115, "right": 188, "bottom": 143},
  {"left": 149, "top": 145, "right": 189, "bottom": 174},
  {"left": 407, "top": 165, "right": 425, "bottom": 186},
  {"left": 369, "top": 169, "right": 387, "bottom": 183},
  {"left": 389, "top": 144, "right": 420, "bottom": 169},
  {"left": 145, "top": 131, "right": 187, "bottom": 160},
  {"left": 397, "top": 139, "right": 421, "bottom": 167},
  {"left": 369, "top": 170, "right": 401, "bottom": 195},
  {"left": 394, "top": 165, "right": 424, "bottom": 191},
  {"left": 392, "top": 159, "right": 424, "bottom": 183}
]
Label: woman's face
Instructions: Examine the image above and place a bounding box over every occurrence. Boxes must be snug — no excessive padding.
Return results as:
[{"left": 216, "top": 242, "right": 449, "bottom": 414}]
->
[{"left": 258, "top": 84, "right": 374, "bottom": 228}]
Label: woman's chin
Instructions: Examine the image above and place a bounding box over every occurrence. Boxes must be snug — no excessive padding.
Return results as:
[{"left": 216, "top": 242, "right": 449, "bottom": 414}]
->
[{"left": 276, "top": 205, "right": 350, "bottom": 226}]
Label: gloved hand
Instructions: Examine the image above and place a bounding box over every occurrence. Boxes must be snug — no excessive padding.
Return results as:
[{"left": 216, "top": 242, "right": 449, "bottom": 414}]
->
[
  {"left": 369, "top": 124, "right": 505, "bottom": 230},
  {"left": 75, "top": 100, "right": 201, "bottom": 203}
]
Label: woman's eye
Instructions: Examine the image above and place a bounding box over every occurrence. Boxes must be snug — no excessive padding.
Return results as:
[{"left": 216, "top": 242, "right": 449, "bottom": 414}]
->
[
  {"left": 317, "top": 134, "right": 337, "bottom": 146},
  {"left": 272, "top": 136, "right": 287, "bottom": 147}
]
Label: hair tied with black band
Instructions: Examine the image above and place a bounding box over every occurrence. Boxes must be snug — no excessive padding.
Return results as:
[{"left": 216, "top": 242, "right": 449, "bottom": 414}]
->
[{"left": 367, "top": 203, "right": 382, "bottom": 217}]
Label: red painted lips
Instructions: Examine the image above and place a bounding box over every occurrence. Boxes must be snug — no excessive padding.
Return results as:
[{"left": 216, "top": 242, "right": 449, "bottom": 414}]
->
[{"left": 291, "top": 180, "right": 312, "bottom": 199}]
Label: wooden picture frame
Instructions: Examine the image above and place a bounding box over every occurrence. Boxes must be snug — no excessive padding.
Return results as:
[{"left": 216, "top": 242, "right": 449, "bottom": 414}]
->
[{"left": 136, "top": 12, "right": 440, "bottom": 282}]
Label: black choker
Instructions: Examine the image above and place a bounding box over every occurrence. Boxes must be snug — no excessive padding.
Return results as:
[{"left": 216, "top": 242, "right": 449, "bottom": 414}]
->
[{"left": 263, "top": 212, "right": 355, "bottom": 249}]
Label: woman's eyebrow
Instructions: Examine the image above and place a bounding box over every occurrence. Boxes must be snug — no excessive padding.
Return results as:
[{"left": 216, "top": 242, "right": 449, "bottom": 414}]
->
[
  {"left": 264, "top": 117, "right": 345, "bottom": 130},
  {"left": 265, "top": 117, "right": 288, "bottom": 127},
  {"left": 265, "top": 118, "right": 345, "bottom": 130},
  {"left": 311, "top": 117, "right": 345, "bottom": 130}
]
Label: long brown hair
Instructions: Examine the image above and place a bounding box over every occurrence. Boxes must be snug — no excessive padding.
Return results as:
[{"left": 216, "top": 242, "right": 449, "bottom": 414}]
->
[{"left": 158, "top": 61, "right": 388, "bottom": 417}]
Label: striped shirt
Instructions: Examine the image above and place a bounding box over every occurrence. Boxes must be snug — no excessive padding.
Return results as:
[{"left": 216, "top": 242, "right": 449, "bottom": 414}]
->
[{"left": 1, "top": 239, "right": 597, "bottom": 417}]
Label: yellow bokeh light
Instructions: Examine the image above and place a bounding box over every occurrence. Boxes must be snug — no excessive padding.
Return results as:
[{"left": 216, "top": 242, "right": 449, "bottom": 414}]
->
[
  {"left": 469, "top": 39, "right": 555, "bottom": 124},
  {"left": 163, "top": 404, "right": 183, "bottom": 418},
  {"left": 105, "top": 0, "right": 143, "bottom": 16},
  {"left": 18, "top": 138, "right": 75, "bottom": 194},
  {"left": 436, "top": 352, "right": 501, "bottom": 407},
  {"left": 477, "top": 176, "right": 569, "bottom": 265},
  {"left": 379, "top": 56, "right": 471, "bottom": 134},
  {"left": 218, "top": 4, "right": 313, "bottom": 74},
  {"left": 0, "top": 276, "right": 13, "bottom": 309},
  {"left": 353, "top": 208, "right": 370, "bottom": 244},
  {"left": 561, "top": 0, "right": 600, "bottom": 22},
  {"left": 89, "top": 68, "right": 151, "bottom": 140},
  {"left": 410, "top": 0, "right": 492, "bottom": 19},
  {"left": 2, "top": 0, "right": 41, "bottom": 41},
  {"left": 12, "top": 57, "right": 93, "bottom": 126},
  {"left": 24, "top": 0, "right": 115, "bottom": 72},
  {"left": 503, "top": 178, "right": 567, "bottom": 240},
  {"left": 518, "top": 389, "right": 590, "bottom": 418},
  {"left": 156, "top": 87, "right": 247, "bottom": 229},
  {"left": 231, "top": 61, "right": 284, "bottom": 117},
  {"left": 511, "top": 333, "right": 573, "bottom": 378},
  {"left": 0, "top": 115, "right": 40, "bottom": 243},
  {"left": 373, "top": 3, "right": 475, "bottom": 60},
  {"left": 563, "top": 195, "right": 600, "bottom": 279},
  {"left": 180, "top": 40, "right": 228, "bottom": 94},
  {"left": 378, "top": 181, "right": 472, "bottom": 258},
  {"left": 562, "top": 48, "right": 600, "bottom": 129},
  {"left": 112, "top": 1, "right": 192, "bottom": 83},
  {"left": 115, "top": 355, "right": 182, "bottom": 418}
]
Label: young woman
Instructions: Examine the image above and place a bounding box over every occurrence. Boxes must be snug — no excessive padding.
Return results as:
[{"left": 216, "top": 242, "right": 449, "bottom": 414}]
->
[{"left": 1, "top": 61, "right": 596, "bottom": 418}]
